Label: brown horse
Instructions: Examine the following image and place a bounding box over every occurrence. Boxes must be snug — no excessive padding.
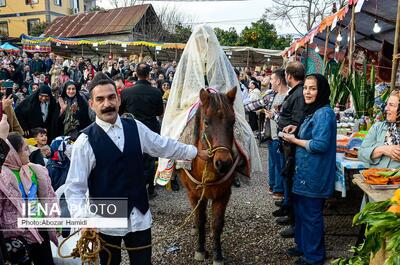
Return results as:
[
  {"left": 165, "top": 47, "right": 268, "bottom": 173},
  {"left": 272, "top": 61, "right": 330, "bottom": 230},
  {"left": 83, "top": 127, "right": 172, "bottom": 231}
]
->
[{"left": 180, "top": 87, "right": 240, "bottom": 265}]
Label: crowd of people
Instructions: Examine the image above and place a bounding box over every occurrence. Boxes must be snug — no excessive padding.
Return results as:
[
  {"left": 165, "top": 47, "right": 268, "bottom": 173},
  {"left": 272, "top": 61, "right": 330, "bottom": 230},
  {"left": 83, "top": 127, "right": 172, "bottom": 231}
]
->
[{"left": 0, "top": 49, "right": 379, "bottom": 265}]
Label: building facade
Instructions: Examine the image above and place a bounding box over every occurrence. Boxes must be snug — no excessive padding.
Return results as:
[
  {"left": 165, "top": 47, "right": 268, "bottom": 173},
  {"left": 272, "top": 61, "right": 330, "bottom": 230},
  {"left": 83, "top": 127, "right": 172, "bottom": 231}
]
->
[{"left": 0, "top": 0, "right": 85, "bottom": 38}]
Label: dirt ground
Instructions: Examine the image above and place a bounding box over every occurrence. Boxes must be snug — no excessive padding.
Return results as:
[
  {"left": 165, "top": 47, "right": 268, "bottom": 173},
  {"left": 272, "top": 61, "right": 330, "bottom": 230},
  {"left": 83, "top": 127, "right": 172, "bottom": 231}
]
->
[{"left": 122, "top": 143, "right": 362, "bottom": 265}]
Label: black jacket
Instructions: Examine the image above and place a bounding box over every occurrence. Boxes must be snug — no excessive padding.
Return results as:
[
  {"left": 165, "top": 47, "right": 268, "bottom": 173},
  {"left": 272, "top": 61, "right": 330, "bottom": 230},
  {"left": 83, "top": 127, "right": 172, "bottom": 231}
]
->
[
  {"left": 119, "top": 80, "right": 164, "bottom": 133},
  {"left": 105, "top": 67, "right": 119, "bottom": 79},
  {"left": 278, "top": 82, "right": 305, "bottom": 131}
]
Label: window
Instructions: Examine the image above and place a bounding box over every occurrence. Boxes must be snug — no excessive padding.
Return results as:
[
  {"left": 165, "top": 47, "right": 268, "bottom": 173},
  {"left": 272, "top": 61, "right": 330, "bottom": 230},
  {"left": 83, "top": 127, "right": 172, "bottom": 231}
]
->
[
  {"left": 54, "top": 0, "right": 61, "bottom": 6},
  {"left": 25, "top": 0, "right": 39, "bottom": 4},
  {"left": 0, "top": 22, "right": 8, "bottom": 37},
  {"left": 73, "top": 0, "right": 79, "bottom": 12},
  {"left": 27, "top": 19, "right": 40, "bottom": 35},
  {"left": 0, "top": 0, "right": 5, "bottom": 7}
]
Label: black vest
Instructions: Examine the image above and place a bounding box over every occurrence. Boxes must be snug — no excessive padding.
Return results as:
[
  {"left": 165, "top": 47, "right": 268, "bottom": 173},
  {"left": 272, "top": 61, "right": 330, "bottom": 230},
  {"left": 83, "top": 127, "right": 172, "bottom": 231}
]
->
[{"left": 82, "top": 118, "right": 149, "bottom": 215}]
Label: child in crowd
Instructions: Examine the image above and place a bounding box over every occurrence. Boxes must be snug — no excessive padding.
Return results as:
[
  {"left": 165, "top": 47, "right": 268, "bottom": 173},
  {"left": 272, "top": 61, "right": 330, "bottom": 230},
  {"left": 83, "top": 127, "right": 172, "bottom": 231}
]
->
[{"left": 27, "top": 127, "right": 50, "bottom": 166}]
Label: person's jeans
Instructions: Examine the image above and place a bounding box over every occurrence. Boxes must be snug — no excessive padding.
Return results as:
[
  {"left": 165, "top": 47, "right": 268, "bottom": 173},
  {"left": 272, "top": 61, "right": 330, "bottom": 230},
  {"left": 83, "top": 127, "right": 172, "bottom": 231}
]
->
[
  {"left": 293, "top": 194, "right": 326, "bottom": 265},
  {"left": 268, "top": 140, "right": 284, "bottom": 193}
]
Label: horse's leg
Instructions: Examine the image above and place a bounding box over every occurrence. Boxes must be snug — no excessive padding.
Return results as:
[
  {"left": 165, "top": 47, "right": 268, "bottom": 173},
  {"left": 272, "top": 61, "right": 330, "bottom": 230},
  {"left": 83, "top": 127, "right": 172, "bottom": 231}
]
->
[
  {"left": 211, "top": 193, "right": 231, "bottom": 265},
  {"left": 188, "top": 191, "right": 208, "bottom": 261}
]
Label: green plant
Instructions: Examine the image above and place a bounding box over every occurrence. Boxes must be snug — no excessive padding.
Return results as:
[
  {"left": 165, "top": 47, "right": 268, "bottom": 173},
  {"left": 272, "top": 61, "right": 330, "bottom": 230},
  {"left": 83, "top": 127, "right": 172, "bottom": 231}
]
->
[
  {"left": 327, "top": 62, "right": 349, "bottom": 108},
  {"left": 333, "top": 199, "right": 400, "bottom": 265},
  {"left": 348, "top": 60, "right": 375, "bottom": 118}
]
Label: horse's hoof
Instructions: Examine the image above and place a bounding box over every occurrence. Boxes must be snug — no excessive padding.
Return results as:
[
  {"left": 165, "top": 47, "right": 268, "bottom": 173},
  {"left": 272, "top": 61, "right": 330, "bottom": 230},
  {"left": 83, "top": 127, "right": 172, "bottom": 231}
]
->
[
  {"left": 194, "top": 251, "right": 206, "bottom": 261},
  {"left": 191, "top": 227, "right": 198, "bottom": 236},
  {"left": 213, "top": 260, "right": 224, "bottom": 265}
]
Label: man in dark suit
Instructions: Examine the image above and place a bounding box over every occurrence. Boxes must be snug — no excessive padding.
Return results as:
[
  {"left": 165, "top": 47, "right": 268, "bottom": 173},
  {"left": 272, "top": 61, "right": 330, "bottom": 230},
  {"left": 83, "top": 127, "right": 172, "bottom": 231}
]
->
[{"left": 119, "top": 63, "right": 164, "bottom": 198}]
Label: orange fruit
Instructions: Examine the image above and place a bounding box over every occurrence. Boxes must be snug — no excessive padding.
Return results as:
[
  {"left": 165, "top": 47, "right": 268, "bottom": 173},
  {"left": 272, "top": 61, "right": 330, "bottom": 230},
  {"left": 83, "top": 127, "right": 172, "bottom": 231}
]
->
[{"left": 387, "top": 205, "right": 400, "bottom": 214}]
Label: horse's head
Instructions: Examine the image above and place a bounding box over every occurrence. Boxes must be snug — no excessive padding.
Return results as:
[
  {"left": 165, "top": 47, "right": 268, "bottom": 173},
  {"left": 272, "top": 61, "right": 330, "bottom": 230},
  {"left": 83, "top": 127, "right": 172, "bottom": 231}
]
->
[{"left": 199, "top": 87, "right": 237, "bottom": 175}]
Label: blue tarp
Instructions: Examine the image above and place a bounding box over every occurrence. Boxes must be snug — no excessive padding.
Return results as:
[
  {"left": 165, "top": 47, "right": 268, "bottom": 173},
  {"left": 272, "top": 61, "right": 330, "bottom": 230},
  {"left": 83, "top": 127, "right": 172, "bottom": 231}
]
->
[{"left": 0, "top": 42, "right": 19, "bottom": 51}]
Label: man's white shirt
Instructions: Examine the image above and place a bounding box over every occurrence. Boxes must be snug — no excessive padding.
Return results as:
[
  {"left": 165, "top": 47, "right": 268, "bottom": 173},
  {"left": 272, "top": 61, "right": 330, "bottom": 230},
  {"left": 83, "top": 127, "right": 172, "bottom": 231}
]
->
[{"left": 65, "top": 116, "right": 197, "bottom": 236}]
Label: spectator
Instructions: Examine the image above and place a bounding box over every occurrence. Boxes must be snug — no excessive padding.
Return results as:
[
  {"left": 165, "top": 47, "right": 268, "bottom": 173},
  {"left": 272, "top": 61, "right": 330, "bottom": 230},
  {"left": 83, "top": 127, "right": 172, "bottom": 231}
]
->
[
  {"left": 58, "top": 81, "right": 91, "bottom": 140},
  {"left": 28, "top": 127, "right": 48, "bottom": 166},
  {"left": 248, "top": 80, "right": 261, "bottom": 131},
  {"left": 105, "top": 60, "right": 118, "bottom": 78},
  {"left": 113, "top": 74, "right": 130, "bottom": 95},
  {"left": 69, "top": 62, "right": 83, "bottom": 84},
  {"left": 83, "top": 64, "right": 95, "bottom": 82},
  {"left": 274, "top": 61, "right": 306, "bottom": 239},
  {"left": 50, "top": 60, "right": 62, "bottom": 85},
  {"left": 29, "top": 53, "right": 45, "bottom": 74},
  {"left": 45, "top": 53, "right": 55, "bottom": 73},
  {"left": 22, "top": 65, "right": 33, "bottom": 87},
  {"left": 165, "top": 60, "right": 177, "bottom": 77},
  {"left": 0, "top": 132, "right": 58, "bottom": 265},
  {"left": 15, "top": 84, "right": 60, "bottom": 142},
  {"left": 29, "top": 83, "right": 39, "bottom": 94},
  {"left": 162, "top": 81, "right": 170, "bottom": 101},
  {"left": 281, "top": 74, "right": 336, "bottom": 265},
  {"left": 119, "top": 63, "right": 164, "bottom": 198},
  {"left": 58, "top": 67, "right": 70, "bottom": 84}
]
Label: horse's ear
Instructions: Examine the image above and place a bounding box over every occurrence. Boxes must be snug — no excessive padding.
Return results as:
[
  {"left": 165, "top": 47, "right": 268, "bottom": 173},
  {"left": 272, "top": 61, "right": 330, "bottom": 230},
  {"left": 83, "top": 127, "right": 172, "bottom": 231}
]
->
[
  {"left": 199, "top": 88, "right": 209, "bottom": 106},
  {"left": 226, "top": 86, "right": 237, "bottom": 105}
]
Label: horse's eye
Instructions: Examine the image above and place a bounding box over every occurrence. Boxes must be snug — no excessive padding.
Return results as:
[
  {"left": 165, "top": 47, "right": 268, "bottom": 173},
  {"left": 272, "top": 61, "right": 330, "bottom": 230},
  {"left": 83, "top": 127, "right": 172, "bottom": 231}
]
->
[{"left": 204, "top": 120, "right": 209, "bottom": 127}]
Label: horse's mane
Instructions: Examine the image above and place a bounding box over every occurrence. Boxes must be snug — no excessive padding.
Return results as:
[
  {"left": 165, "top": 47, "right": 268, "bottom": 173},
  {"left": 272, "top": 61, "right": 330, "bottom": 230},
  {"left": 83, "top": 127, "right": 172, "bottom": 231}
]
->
[{"left": 208, "top": 93, "right": 232, "bottom": 114}]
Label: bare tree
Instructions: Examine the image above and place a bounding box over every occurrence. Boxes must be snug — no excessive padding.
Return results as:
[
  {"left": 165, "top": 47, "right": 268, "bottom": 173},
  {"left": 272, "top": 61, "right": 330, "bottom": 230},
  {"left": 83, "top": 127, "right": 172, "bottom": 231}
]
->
[
  {"left": 107, "top": 0, "right": 144, "bottom": 8},
  {"left": 265, "top": 0, "right": 347, "bottom": 35},
  {"left": 155, "top": 5, "right": 194, "bottom": 41}
]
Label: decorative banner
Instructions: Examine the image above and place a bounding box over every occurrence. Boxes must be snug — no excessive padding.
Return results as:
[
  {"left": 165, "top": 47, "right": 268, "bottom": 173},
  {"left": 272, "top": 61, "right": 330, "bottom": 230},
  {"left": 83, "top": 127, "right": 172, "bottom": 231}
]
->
[
  {"left": 23, "top": 43, "right": 51, "bottom": 53},
  {"left": 354, "top": 0, "right": 364, "bottom": 13},
  {"left": 284, "top": 4, "right": 350, "bottom": 57},
  {"left": 331, "top": 16, "right": 338, "bottom": 30},
  {"left": 20, "top": 34, "right": 186, "bottom": 50}
]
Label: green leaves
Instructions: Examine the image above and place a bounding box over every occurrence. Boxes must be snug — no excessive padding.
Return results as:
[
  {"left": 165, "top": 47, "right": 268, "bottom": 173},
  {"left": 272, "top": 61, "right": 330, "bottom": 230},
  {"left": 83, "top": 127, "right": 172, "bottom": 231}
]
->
[
  {"left": 233, "top": 18, "right": 292, "bottom": 50},
  {"left": 327, "top": 62, "right": 349, "bottom": 108},
  {"left": 336, "top": 200, "right": 400, "bottom": 265},
  {"left": 347, "top": 60, "right": 376, "bottom": 118}
]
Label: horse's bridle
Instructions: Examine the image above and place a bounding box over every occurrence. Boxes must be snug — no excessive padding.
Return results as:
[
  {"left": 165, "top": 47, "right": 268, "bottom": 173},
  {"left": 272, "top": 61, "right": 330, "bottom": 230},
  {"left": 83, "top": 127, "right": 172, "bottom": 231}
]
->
[
  {"left": 202, "top": 132, "right": 232, "bottom": 158},
  {"left": 183, "top": 131, "right": 240, "bottom": 189}
]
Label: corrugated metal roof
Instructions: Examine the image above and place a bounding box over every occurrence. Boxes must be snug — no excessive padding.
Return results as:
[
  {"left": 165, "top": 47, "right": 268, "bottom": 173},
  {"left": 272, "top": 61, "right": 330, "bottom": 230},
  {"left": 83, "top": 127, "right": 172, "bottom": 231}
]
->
[{"left": 45, "top": 4, "right": 152, "bottom": 38}]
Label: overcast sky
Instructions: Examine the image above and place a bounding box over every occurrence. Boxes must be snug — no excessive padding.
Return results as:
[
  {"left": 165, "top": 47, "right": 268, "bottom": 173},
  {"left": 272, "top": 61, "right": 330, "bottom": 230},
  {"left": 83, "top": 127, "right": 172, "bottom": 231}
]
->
[{"left": 96, "top": 0, "right": 304, "bottom": 35}]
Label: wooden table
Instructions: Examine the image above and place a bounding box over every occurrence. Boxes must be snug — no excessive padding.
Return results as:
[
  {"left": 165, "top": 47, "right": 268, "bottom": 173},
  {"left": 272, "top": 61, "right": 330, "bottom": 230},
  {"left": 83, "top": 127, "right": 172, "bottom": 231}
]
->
[{"left": 352, "top": 174, "right": 395, "bottom": 202}]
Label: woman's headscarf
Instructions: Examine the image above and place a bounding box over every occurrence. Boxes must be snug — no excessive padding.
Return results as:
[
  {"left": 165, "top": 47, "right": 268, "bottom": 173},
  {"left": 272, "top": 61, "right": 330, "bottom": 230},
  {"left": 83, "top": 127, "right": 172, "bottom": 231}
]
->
[
  {"left": 3, "top": 140, "right": 33, "bottom": 196},
  {"left": 61, "top": 81, "right": 77, "bottom": 100},
  {"left": 38, "top": 84, "right": 52, "bottom": 97},
  {"left": 385, "top": 90, "right": 400, "bottom": 145},
  {"left": 304, "top": 73, "right": 331, "bottom": 116}
]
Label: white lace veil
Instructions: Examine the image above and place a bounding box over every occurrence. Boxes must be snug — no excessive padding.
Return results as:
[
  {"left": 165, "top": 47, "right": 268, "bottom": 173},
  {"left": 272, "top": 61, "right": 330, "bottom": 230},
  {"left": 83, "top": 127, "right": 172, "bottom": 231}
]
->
[{"left": 157, "top": 25, "right": 262, "bottom": 184}]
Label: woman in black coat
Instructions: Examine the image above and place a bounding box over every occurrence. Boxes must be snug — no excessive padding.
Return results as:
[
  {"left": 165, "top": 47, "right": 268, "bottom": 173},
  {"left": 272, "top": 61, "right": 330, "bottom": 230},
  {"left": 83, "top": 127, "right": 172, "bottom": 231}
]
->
[{"left": 58, "top": 81, "right": 91, "bottom": 140}]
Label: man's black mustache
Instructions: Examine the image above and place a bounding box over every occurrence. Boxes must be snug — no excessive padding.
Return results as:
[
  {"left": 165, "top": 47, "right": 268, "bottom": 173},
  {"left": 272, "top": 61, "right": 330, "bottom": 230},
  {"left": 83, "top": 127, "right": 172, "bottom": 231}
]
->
[{"left": 101, "top": 107, "right": 116, "bottom": 113}]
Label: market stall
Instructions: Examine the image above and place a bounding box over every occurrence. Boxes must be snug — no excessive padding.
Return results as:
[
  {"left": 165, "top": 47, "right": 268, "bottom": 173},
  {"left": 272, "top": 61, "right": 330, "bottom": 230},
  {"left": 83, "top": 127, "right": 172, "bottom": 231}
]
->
[
  {"left": 20, "top": 34, "right": 283, "bottom": 67},
  {"left": 0, "top": 42, "right": 20, "bottom": 54}
]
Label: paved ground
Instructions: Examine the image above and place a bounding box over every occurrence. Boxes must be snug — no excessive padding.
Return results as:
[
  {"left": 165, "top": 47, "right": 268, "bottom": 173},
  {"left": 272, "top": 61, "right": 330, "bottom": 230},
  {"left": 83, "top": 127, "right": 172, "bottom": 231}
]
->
[{"left": 121, "top": 143, "right": 362, "bottom": 265}]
